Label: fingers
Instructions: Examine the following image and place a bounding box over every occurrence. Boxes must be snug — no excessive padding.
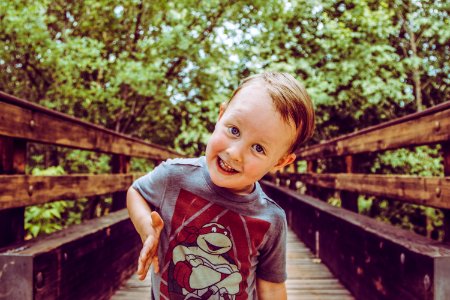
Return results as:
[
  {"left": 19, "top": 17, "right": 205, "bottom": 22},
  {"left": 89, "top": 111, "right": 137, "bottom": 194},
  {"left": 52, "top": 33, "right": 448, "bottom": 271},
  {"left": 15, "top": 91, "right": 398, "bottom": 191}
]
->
[
  {"left": 137, "top": 241, "right": 151, "bottom": 279},
  {"left": 151, "top": 211, "right": 164, "bottom": 234},
  {"left": 153, "top": 256, "right": 160, "bottom": 274},
  {"left": 137, "top": 241, "right": 161, "bottom": 279},
  {"left": 140, "top": 253, "right": 153, "bottom": 280},
  {"left": 150, "top": 211, "right": 164, "bottom": 274},
  {"left": 136, "top": 213, "right": 165, "bottom": 280}
]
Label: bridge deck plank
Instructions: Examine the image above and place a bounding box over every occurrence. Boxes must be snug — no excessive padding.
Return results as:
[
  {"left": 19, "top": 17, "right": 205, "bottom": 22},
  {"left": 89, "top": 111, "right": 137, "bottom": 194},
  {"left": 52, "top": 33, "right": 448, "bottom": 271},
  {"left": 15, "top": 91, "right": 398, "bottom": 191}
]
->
[{"left": 111, "top": 229, "right": 354, "bottom": 299}]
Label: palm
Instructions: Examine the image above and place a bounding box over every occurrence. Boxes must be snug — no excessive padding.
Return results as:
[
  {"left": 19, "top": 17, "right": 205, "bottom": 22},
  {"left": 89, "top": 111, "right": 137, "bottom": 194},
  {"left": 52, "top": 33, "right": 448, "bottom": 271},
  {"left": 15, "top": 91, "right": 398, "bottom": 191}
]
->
[{"left": 137, "top": 211, "right": 164, "bottom": 280}]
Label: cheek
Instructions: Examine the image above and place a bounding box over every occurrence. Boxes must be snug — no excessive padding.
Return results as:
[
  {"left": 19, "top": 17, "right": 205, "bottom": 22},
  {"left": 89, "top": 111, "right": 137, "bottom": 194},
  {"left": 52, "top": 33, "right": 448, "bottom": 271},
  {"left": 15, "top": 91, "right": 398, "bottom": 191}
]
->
[
  {"left": 207, "top": 131, "right": 227, "bottom": 153},
  {"left": 245, "top": 158, "right": 276, "bottom": 177}
]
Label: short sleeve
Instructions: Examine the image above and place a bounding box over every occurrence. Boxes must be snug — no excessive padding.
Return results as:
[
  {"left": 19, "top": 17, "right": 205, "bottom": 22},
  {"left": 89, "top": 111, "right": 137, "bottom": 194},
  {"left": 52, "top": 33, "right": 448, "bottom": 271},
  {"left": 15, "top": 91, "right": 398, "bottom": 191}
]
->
[
  {"left": 131, "top": 161, "right": 169, "bottom": 209},
  {"left": 255, "top": 211, "right": 288, "bottom": 283}
]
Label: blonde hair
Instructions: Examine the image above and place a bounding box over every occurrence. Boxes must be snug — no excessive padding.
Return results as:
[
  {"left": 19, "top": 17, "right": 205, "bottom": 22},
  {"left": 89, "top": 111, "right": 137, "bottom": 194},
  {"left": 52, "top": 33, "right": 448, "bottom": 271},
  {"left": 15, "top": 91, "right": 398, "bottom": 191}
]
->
[{"left": 228, "top": 72, "right": 315, "bottom": 153}]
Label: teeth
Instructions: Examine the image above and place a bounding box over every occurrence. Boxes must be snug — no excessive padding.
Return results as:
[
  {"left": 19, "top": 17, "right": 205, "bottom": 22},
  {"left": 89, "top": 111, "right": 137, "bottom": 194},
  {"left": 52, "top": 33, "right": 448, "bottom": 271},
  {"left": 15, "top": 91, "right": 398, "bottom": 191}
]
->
[{"left": 219, "top": 158, "right": 237, "bottom": 172}]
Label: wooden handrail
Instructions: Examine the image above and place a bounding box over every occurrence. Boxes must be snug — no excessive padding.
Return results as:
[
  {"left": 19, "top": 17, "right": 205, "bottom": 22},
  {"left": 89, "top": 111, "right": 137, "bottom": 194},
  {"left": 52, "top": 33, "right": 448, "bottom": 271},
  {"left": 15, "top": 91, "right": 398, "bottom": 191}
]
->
[
  {"left": 262, "top": 181, "right": 450, "bottom": 300},
  {"left": 0, "top": 91, "right": 182, "bottom": 299},
  {"left": 282, "top": 102, "right": 450, "bottom": 241},
  {"left": 296, "top": 101, "right": 450, "bottom": 159},
  {"left": 0, "top": 91, "right": 180, "bottom": 159},
  {"left": 0, "top": 91, "right": 184, "bottom": 299},
  {"left": 0, "top": 173, "right": 145, "bottom": 210},
  {"left": 279, "top": 173, "right": 450, "bottom": 209},
  {"left": 0, "top": 209, "right": 140, "bottom": 299}
]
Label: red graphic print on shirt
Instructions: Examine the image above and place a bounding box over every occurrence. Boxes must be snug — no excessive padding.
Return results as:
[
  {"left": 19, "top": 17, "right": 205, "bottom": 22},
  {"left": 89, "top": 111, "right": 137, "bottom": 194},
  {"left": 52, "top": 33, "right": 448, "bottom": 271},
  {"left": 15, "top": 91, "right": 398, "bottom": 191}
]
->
[{"left": 159, "top": 189, "right": 270, "bottom": 300}]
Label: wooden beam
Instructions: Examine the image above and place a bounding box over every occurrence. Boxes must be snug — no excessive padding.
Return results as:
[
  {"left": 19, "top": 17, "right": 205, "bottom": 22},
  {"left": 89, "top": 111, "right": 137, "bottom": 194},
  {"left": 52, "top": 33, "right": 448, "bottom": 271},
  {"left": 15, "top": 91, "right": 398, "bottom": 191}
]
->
[
  {"left": 306, "top": 160, "right": 317, "bottom": 173},
  {"left": 293, "top": 173, "right": 450, "bottom": 209},
  {"left": 442, "top": 142, "right": 450, "bottom": 243},
  {"left": 111, "top": 154, "right": 131, "bottom": 212},
  {"left": 0, "top": 137, "right": 26, "bottom": 247},
  {"left": 0, "top": 173, "right": 145, "bottom": 210},
  {"left": 296, "top": 101, "right": 450, "bottom": 160},
  {"left": 340, "top": 155, "right": 359, "bottom": 212},
  {"left": 0, "top": 92, "right": 181, "bottom": 159},
  {"left": 305, "top": 160, "right": 319, "bottom": 198},
  {"left": 0, "top": 209, "right": 141, "bottom": 300},
  {"left": 261, "top": 181, "right": 450, "bottom": 300}
]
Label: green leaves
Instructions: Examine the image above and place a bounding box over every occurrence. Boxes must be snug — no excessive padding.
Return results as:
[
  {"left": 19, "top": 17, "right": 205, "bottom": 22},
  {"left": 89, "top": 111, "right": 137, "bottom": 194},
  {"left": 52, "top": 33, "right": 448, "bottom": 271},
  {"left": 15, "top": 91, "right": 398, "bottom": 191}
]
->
[{"left": 1, "top": 0, "right": 448, "bottom": 239}]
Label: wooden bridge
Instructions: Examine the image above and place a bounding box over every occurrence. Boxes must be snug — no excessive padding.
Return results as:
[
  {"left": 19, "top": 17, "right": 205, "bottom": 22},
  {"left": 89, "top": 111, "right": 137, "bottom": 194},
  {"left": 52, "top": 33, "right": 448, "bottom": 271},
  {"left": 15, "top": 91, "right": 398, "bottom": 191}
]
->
[{"left": 0, "top": 91, "right": 449, "bottom": 300}]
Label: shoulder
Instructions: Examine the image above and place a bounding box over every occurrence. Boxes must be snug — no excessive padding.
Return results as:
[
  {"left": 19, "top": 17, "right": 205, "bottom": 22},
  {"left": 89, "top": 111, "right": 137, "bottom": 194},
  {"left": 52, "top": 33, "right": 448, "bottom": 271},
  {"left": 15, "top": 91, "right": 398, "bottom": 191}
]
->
[
  {"left": 257, "top": 190, "right": 287, "bottom": 231},
  {"left": 159, "top": 157, "right": 203, "bottom": 173},
  {"left": 259, "top": 189, "right": 286, "bottom": 219},
  {"left": 156, "top": 157, "right": 204, "bottom": 180},
  {"left": 163, "top": 157, "right": 203, "bottom": 167}
]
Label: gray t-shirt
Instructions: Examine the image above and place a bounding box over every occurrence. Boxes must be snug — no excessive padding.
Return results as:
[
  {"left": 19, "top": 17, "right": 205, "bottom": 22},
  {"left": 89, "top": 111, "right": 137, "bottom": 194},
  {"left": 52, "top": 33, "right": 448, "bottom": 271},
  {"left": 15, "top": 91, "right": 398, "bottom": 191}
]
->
[{"left": 132, "top": 156, "right": 287, "bottom": 300}]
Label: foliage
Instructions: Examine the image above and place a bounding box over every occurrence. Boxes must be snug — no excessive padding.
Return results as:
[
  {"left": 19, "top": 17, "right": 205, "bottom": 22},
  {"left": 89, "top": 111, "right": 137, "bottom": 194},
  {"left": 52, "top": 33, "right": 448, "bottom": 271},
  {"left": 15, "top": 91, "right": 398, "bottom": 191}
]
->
[
  {"left": 1, "top": 0, "right": 448, "bottom": 239},
  {"left": 360, "top": 195, "right": 444, "bottom": 240},
  {"left": 130, "top": 157, "right": 154, "bottom": 173},
  {"left": 24, "top": 166, "right": 85, "bottom": 238},
  {"left": 60, "top": 149, "right": 111, "bottom": 174},
  {"left": 25, "top": 148, "right": 116, "bottom": 238},
  {"left": 361, "top": 145, "right": 445, "bottom": 240},
  {"left": 371, "top": 145, "right": 443, "bottom": 176},
  {"left": 1, "top": 0, "right": 447, "bottom": 148}
]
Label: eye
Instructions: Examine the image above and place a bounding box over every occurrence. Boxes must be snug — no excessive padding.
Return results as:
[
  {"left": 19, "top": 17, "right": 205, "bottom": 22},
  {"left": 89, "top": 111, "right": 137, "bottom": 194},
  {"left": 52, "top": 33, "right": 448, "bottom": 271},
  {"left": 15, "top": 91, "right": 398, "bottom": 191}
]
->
[
  {"left": 212, "top": 227, "right": 217, "bottom": 233},
  {"left": 253, "top": 144, "right": 265, "bottom": 154},
  {"left": 224, "top": 231, "right": 228, "bottom": 236},
  {"left": 228, "top": 126, "right": 240, "bottom": 137}
]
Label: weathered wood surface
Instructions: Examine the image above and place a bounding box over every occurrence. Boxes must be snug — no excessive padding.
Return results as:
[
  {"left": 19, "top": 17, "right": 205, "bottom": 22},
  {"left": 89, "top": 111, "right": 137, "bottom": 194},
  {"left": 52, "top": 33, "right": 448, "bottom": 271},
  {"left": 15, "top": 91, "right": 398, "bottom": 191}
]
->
[
  {"left": 110, "top": 272, "right": 151, "bottom": 300},
  {"left": 296, "top": 101, "right": 450, "bottom": 159},
  {"left": 0, "top": 136, "right": 26, "bottom": 247},
  {"left": 443, "top": 142, "right": 450, "bottom": 243},
  {"left": 285, "top": 230, "right": 354, "bottom": 300},
  {"left": 280, "top": 173, "right": 450, "bottom": 209},
  {"left": 111, "top": 154, "right": 131, "bottom": 212},
  {"left": 111, "top": 229, "right": 354, "bottom": 300},
  {"left": 0, "top": 173, "right": 145, "bottom": 209},
  {"left": 0, "top": 209, "right": 141, "bottom": 300},
  {"left": 339, "top": 155, "right": 359, "bottom": 212},
  {"left": 0, "top": 91, "right": 180, "bottom": 159},
  {"left": 262, "top": 181, "right": 450, "bottom": 300}
]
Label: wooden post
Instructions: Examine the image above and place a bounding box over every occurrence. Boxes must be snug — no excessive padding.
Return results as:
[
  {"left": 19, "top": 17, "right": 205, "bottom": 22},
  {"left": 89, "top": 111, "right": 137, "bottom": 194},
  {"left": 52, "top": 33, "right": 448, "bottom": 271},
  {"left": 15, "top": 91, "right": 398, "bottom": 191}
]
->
[
  {"left": 306, "top": 160, "right": 319, "bottom": 198},
  {"left": 110, "top": 154, "right": 130, "bottom": 212},
  {"left": 0, "top": 137, "right": 26, "bottom": 247},
  {"left": 340, "top": 155, "right": 359, "bottom": 213},
  {"left": 288, "top": 174, "right": 297, "bottom": 190},
  {"left": 442, "top": 142, "right": 450, "bottom": 243},
  {"left": 288, "top": 161, "right": 298, "bottom": 190},
  {"left": 306, "top": 160, "right": 316, "bottom": 173}
]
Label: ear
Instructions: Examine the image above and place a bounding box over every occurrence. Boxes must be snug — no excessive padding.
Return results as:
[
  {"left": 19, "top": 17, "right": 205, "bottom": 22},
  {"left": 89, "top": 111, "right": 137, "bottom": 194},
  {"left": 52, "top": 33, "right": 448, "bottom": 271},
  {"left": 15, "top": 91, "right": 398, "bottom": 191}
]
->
[
  {"left": 271, "top": 153, "right": 296, "bottom": 172},
  {"left": 218, "top": 102, "right": 227, "bottom": 121}
]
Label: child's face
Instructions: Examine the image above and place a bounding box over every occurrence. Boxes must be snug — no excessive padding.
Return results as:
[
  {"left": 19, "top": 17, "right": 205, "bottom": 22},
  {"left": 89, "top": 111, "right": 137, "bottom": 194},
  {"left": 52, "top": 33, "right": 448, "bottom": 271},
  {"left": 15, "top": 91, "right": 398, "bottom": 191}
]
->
[{"left": 205, "top": 82, "right": 296, "bottom": 195}]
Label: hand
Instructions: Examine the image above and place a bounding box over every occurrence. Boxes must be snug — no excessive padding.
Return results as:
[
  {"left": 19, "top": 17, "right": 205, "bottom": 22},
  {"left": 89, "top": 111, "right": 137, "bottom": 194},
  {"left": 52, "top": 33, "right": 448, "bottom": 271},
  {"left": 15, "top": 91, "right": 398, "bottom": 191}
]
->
[{"left": 137, "top": 211, "right": 164, "bottom": 280}]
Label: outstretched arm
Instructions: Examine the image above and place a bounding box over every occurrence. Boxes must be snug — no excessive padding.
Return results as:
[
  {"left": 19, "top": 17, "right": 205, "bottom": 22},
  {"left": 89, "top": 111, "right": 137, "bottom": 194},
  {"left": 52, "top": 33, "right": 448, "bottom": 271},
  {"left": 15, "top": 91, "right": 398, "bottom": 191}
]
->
[
  {"left": 256, "top": 278, "right": 287, "bottom": 300},
  {"left": 126, "top": 186, "right": 164, "bottom": 280}
]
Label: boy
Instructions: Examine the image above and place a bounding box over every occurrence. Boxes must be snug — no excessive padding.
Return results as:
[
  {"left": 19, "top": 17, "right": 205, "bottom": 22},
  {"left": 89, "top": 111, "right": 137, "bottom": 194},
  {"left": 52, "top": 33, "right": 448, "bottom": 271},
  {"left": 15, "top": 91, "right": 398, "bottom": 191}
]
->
[{"left": 127, "top": 72, "right": 315, "bottom": 300}]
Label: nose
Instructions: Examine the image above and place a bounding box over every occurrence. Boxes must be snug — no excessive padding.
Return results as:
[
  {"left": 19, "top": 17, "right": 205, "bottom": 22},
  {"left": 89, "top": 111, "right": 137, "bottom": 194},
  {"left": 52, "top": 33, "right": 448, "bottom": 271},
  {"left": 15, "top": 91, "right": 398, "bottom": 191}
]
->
[{"left": 226, "top": 141, "right": 243, "bottom": 163}]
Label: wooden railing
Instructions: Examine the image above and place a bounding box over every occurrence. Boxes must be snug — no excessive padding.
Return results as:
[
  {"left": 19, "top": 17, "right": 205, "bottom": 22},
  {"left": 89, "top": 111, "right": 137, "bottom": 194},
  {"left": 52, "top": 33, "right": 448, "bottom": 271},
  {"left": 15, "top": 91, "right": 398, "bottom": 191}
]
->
[
  {"left": 262, "top": 101, "right": 450, "bottom": 300},
  {"left": 0, "top": 91, "right": 181, "bottom": 300}
]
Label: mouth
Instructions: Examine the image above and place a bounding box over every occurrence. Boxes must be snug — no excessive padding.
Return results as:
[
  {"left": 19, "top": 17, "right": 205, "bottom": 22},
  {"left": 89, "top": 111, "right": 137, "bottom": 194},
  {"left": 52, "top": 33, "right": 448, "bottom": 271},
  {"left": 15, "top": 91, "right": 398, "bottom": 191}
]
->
[
  {"left": 217, "top": 157, "right": 238, "bottom": 174},
  {"left": 204, "top": 239, "right": 223, "bottom": 252}
]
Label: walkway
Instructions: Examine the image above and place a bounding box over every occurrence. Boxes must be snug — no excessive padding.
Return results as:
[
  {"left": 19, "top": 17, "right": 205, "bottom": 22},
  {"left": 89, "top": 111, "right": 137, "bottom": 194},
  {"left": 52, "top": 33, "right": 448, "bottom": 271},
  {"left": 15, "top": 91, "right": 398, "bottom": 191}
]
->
[{"left": 111, "top": 229, "right": 354, "bottom": 299}]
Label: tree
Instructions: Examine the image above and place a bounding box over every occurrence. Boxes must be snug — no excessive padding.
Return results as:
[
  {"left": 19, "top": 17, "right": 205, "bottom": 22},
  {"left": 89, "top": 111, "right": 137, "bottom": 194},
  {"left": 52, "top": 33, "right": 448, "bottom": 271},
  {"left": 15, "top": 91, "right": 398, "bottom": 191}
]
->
[
  {"left": 0, "top": 0, "right": 266, "bottom": 154},
  {"left": 390, "top": 0, "right": 449, "bottom": 111}
]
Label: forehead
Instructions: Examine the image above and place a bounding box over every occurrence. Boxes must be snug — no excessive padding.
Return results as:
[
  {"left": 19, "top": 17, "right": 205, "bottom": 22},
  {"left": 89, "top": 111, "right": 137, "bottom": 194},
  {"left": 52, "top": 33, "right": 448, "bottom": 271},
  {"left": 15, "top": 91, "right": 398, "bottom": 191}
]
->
[{"left": 224, "top": 84, "right": 296, "bottom": 151}]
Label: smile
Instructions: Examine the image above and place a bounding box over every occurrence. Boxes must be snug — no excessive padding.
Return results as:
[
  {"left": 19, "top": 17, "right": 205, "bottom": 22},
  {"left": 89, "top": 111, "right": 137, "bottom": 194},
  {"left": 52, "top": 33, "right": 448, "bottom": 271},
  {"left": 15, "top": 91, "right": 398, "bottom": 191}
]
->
[
  {"left": 205, "top": 239, "right": 223, "bottom": 251},
  {"left": 218, "top": 157, "right": 238, "bottom": 174}
]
